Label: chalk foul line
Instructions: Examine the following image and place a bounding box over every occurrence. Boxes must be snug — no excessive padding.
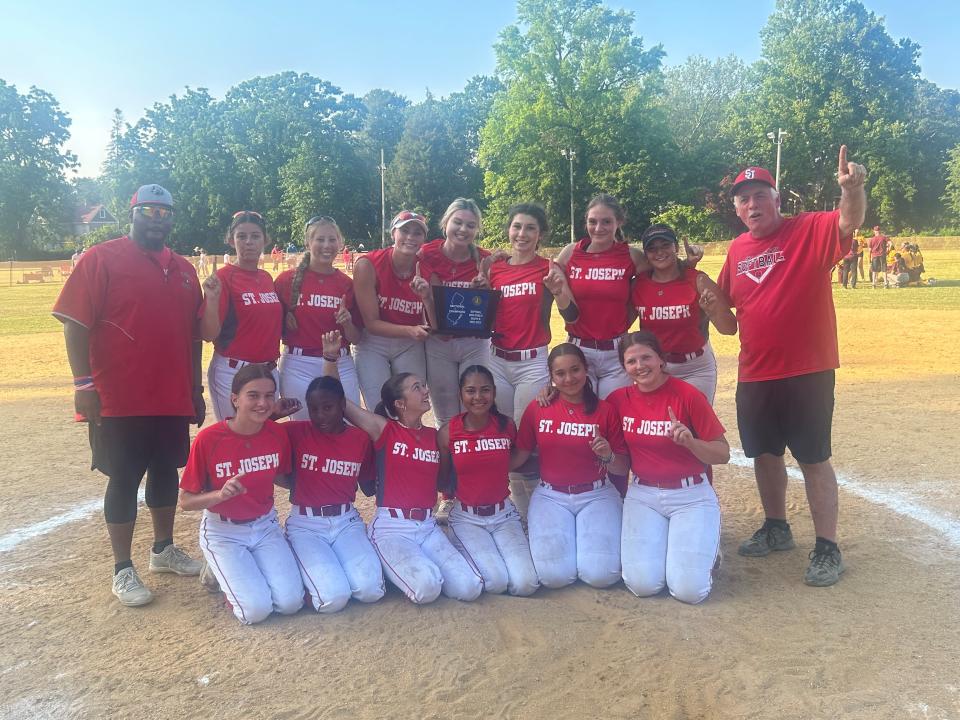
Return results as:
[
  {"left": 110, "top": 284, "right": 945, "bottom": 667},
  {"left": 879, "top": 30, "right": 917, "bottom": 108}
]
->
[{"left": 1, "top": 456, "right": 959, "bottom": 554}]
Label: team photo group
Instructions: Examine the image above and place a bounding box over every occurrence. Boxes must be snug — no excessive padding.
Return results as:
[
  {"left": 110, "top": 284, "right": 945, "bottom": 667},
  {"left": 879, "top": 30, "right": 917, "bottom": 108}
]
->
[{"left": 52, "top": 143, "right": 867, "bottom": 625}]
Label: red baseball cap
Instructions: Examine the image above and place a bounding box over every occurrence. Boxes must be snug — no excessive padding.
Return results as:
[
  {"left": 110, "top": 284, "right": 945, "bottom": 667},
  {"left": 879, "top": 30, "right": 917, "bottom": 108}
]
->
[{"left": 731, "top": 167, "right": 776, "bottom": 196}]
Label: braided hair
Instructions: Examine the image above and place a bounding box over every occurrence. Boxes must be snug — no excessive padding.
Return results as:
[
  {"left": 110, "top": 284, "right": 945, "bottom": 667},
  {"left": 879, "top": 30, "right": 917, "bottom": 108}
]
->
[{"left": 286, "top": 217, "right": 344, "bottom": 333}]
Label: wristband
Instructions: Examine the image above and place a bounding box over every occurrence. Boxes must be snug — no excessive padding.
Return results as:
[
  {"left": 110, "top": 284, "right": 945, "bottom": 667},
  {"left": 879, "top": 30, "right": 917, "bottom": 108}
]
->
[
  {"left": 322, "top": 354, "right": 338, "bottom": 362},
  {"left": 599, "top": 453, "right": 614, "bottom": 465},
  {"left": 75, "top": 382, "right": 95, "bottom": 392},
  {"left": 73, "top": 375, "right": 94, "bottom": 386}
]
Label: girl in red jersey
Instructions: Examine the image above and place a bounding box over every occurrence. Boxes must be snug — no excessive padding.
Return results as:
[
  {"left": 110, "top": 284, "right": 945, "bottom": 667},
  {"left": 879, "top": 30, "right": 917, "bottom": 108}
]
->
[
  {"left": 282, "top": 375, "right": 385, "bottom": 613},
  {"left": 321, "top": 330, "right": 483, "bottom": 604},
  {"left": 485, "top": 203, "right": 579, "bottom": 520},
  {"left": 419, "top": 198, "right": 491, "bottom": 428},
  {"left": 438, "top": 365, "right": 539, "bottom": 596},
  {"left": 511, "top": 343, "right": 630, "bottom": 589},
  {"left": 352, "top": 211, "right": 433, "bottom": 410},
  {"left": 630, "top": 224, "right": 736, "bottom": 403},
  {"left": 201, "top": 211, "right": 283, "bottom": 421},
  {"left": 179, "top": 364, "right": 304, "bottom": 625},
  {"left": 549, "top": 195, "right": 703, "bottom": 398},
  {"left": 276, "top": 215, "right": 362, "bottom": 414},
  {"left": 606, "top": 331, "right": 730, "bottom": 604}
]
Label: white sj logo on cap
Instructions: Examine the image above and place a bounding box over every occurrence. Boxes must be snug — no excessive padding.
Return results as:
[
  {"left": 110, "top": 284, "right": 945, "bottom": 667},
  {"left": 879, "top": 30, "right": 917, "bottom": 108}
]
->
[{"left": 745, "top": 169, "right": 756, "bottom": 179}]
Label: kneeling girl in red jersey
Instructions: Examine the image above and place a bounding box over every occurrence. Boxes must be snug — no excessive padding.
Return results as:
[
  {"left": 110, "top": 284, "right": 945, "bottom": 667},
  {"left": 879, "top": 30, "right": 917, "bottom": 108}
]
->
[
  {"left": 179, "top": 364, "right": 304, "bottom": 625},
  {"left": 606, "top": 331, "right": 729, "bottom": 604},
  {"left": 438, "top": 365, "right": 539, "bottom": 596},
  {"left": 321, "top": 331, "right": 483, "bottom": 604},
  {"left": 282, "top": 376, "right": 385, "bottom": 612}
]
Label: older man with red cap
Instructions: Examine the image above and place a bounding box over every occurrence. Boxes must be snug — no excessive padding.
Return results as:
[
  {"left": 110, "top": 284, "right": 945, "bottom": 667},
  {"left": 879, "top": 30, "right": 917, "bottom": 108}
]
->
[
  {"left": 716, "top": 147, "right": 866, "bottom": 586},
  {"left": 53, "top": 184, "right": 206, "bottom": 606}
]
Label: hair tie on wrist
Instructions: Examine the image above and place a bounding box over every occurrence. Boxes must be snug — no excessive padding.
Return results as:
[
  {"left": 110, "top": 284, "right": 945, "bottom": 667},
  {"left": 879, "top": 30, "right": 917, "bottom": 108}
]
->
[{"left": 322, "top": 354, "right": 338, "bottom": 363}]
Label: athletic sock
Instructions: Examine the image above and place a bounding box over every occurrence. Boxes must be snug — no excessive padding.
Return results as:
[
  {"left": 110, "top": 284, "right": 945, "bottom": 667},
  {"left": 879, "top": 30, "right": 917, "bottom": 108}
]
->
[
  {"left": 152, "top": 538, "right": 173, "bottom": 554},
  {"left": 763, "top": 517, "right": 790, "bottom": 530},
  {"left": 115, "top": 559, "right": 133, "bottom": 574},
  {"left": 815, "top": 537, "right": 839, "bottom": 553}
]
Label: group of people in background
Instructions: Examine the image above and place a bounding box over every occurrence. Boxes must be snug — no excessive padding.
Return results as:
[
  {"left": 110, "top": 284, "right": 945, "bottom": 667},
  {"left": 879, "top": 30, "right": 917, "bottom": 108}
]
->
[
  {"left": 54, "top": 142, "right": 868, "bottom": 625},
  {"left": 841, "top": 225, "right": 928, "bottom": 288}
]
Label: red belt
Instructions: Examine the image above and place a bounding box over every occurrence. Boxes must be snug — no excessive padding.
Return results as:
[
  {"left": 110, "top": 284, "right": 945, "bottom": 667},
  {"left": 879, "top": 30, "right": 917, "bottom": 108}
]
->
[
  {"left": 217, "top": 514, "right": 259, "bottom": 525},
  {"left": 459, "top": 500, "right": 507, "bottom": 516},
  {"left": 635, "top": 473, "right": 708, "bottom": 490},
  {"left": 568, "top": 336, "right": 617, "bottom": 351},
  {"left": 298, "top": 503, "right": 351, "bottom": 517},
  {"left": 663, "top": 348, "right": 705, "bottom": 364},
  {"left": 492, "top": 346, "right": 539, "bottom": 362},
  {"left": 386, "top": 507, "right": 432, "bottom": 521},
  {"left": 540, "top": 479, "right": 606, "bottom": 495},
  {"left": 285, "top": 345, "right": 347, "bottom": 358},
  {"left": 227, "top": 358, "right": 277, "bottom": 370}
]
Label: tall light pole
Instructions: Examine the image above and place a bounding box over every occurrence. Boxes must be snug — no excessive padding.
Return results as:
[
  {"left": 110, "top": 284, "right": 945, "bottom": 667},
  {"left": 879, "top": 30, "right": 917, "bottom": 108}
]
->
[
  {"left": 561, "top": 148, "right": 576, "bottom": 242},
  {"left": 766, "top": 128, "right": 788, "bottom": 189},
  {"left": 378, "top": 148, "right": 388, "bottom": 247}
]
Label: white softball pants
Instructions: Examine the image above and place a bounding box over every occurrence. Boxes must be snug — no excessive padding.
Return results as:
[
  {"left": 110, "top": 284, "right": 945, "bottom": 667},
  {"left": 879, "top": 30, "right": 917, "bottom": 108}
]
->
[
  {"left": 367, "top": 509, "right": 483, "bottom": 604},
  {"left": 527, "top": 481, "right": 623, "bottom": 589},
  {"left": 278, "top": 350, "right": 361, "bottom": 420},
  {"left": 199, "top": 508, "right": 304, "bottom": 625},
  {"left": 447, "top": 501, "right": 539, "bottom": 596},
  {"left": 285, "top": 506, "right": 385, "bottom": 613},
  {"left": 425, "top": 335, "right": 491, "bottom": 427},
  {"left": 575, "top": 344, "right": 631, "bottom": 399},
  {"left": 621, "top": 480, "right": 721, "bottom": 604},
  {"left": 207, "top": 352, "right": 281, "bottom": 422},
  {"left": 488, "top": 350, "right": 550, "bottom": 522},
  {"left": 354, "top": 332, "right": 427, "bottom": 411},
  {"left": 665, "top": 342, "right": 718, "bottom": 405}
]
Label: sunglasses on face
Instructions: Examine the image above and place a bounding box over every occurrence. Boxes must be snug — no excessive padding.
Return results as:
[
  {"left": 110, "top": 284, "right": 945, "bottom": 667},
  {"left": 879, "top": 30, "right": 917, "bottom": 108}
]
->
[
  {"left": 137, "top": 206, "right": 174, "bottom": 220},
  {"left": 306, "top": 215, "right": 337, "bottom": 228}
]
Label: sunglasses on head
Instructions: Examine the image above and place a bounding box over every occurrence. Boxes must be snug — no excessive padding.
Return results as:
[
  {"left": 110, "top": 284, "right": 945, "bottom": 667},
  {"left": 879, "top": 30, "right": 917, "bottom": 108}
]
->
[
  {"left": 137, "top": 206, "right": 174, "bottom": 219},
  {"left": 232, "top": 210, "right": 264, "bottom": 221},
  {"left": 306, "top": 215, "right": 337, "bottom": 227}
]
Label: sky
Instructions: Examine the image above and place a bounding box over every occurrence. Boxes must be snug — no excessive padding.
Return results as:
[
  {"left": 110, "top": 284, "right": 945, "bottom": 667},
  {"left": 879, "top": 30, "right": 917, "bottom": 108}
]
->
[{"left": 2, "top": 0, "right": 958, "bottom": 175}]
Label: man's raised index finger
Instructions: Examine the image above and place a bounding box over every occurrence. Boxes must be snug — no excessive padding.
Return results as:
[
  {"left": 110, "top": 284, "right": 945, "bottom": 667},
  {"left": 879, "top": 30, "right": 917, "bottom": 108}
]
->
[{"left": 838, "top": 145, "right": 848, "bottom": 174}]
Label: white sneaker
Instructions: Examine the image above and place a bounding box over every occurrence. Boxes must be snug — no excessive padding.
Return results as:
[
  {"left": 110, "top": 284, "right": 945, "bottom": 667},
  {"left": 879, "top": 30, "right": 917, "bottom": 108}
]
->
[
  {"left": 149, "top": 544, "right": 203, "bottom": 576},
  {"left": 199, "top": 561, "right": 221, "bottom": 593},
  {"left": 435, "top": 498, "right": 456, "bottom": 525},
  {"left": 112, "top": 566, "right": 154, "bottom": 607}
]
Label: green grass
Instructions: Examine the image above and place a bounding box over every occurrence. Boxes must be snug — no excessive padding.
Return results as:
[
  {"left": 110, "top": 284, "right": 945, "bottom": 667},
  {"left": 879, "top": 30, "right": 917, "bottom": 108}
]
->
[{"left": 0, "top": 282, "right": 65, "bottom": 336}]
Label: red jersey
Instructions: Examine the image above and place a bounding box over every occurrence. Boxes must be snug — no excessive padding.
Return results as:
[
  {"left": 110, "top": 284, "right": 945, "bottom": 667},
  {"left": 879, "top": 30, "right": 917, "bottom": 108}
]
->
[
  {"left": 418, "top": 239, "right": 490, "bottom": 288},
  {"left": 516, "top": 397, "right": 627, "bottom": 489},
  {"left": 180, "top": 419, "right": 291, "bottom": 520},
  {"left": 374, "top": 420, "right": 440, "bottom": 510},
  {"left": 489, "top": 256, "right": 552, "bottom": 350},
  {"left": 869, "top": 234, "right": 888, "bottom": 258},
  {"left": 447, "top": 414, "right": 515, "bottom": 506},
  {"left": 275, "top": 268, "right": 353, "bottom": 352},
  {"left": 362, "top": 248, "right": 424, "bottom": 326},
  {"left": 717, "top": 211, "right": 851, "bottom": 382},
  {"left": 52, "top": 236, "right": 201, "bottom": 417},
  {"left": 564, "top": 238, "right": 635, "bottom": 340},
  {"left": 631, "top": 268, "right": 708, "bottom": 354},
  {"left": 607, "top": 378, "right": 724, "bottom": 487},
  {"left": 214, "top": 264, "right": 282, "bottom": 362},
  {"left": 284, "top": 421, "right": 374, "bottom": 505}
]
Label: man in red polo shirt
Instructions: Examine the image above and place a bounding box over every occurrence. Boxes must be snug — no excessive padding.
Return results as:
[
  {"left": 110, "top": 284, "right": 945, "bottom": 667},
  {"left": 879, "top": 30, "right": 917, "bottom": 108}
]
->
[
  {"left": 717, "top": 147, "right": 866, "bottom": 587},
  {"left": 53, "top": 184, "right": 206, "bottom": 607},
  {"left": 869, "top": 225, "right": 890, "bottom": 288}
]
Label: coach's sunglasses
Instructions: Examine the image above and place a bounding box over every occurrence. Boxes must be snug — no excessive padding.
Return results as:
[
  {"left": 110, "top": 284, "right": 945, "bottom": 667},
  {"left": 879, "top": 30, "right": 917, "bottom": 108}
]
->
[{"left": 137, "top": 206, "right": 174, "bottom": 220}]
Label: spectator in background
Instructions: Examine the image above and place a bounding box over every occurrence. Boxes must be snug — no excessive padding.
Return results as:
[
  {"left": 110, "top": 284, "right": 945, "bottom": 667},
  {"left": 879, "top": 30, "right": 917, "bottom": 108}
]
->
[
  {"left": 841, "top": 238, "right": 858, "bottom": 288},
  {"left": 869, "top": 225, "right": 889, "bottom": 288}
]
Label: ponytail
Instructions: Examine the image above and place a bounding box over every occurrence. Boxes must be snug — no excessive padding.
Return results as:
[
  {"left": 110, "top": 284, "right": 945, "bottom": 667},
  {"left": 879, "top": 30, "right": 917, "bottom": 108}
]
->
[{"left": 286, "top": 251, "right": 311, "bottom": 332}]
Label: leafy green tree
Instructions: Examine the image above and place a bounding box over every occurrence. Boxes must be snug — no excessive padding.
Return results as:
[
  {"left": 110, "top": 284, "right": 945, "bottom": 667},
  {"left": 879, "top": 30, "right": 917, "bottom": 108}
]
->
[
  {"left": 0, "top": 80, "right": 77, "bottom": 256},
  {"left": 942, "top": 143, "right": 960, "bottom": 226},
  {"left": 479, "top": 0, "right": 670, "bottom": 243}
]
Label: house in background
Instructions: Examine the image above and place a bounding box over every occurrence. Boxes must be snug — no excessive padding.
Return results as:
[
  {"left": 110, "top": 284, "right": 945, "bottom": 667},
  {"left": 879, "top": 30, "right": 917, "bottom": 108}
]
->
[{"left": 72, "top": 205, "right": 120, "bottom": 236}]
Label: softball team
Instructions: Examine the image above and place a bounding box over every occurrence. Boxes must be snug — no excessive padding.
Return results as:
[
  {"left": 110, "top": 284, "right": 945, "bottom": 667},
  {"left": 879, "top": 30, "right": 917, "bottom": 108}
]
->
[
  {"left": 276, "top": 215, "right": 362, "bottom": 413},
  {"left": 202, "top": 211, "right": 283, "bottom": 421}
]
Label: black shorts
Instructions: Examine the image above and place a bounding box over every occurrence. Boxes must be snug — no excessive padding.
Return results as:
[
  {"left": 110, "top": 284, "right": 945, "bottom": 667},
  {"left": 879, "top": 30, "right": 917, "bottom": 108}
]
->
[
  {"left": 89, "top": 416, "right": 190, "bottom": 479},
  {"left": 870, "top": 256, "right": 885, "bottom": 273},
  {"left": 735, "top": 370, "right": 834, "bottom": 464}
]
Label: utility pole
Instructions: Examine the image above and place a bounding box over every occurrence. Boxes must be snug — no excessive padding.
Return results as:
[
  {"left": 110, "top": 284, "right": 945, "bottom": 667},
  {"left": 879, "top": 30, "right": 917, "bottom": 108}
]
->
[
  {"left": 561, "top": 148, "right": 576, "bottom": 242},
  {"left": 378, "top": 148, "right": 387, "bottom": 247},
  {"left": 766, "top": 128, "right": 788, "bottom": 189}
]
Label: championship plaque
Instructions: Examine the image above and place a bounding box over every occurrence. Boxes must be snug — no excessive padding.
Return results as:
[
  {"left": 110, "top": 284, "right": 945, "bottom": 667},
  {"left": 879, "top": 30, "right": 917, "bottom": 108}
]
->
[{"left": 431, "top": 286, "right": 501, "bottom": 338}]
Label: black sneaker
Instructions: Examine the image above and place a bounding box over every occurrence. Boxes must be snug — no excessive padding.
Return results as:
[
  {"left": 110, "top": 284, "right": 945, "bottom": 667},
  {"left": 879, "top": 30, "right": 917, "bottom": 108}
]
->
[
  {"left": 737, "top": 524, "right": 796, "bottom": 557},
  {"left": 804, "top": 544, "right": 845, "bottom": 586}
]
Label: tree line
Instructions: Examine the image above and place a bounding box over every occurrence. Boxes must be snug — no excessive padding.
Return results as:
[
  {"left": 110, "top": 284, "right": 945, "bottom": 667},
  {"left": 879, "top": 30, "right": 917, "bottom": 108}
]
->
[{"left": 4, "top": 0, "right": 960, "bottom": 258}]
